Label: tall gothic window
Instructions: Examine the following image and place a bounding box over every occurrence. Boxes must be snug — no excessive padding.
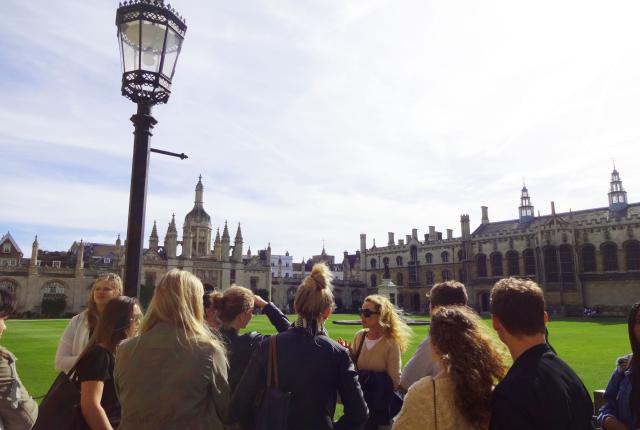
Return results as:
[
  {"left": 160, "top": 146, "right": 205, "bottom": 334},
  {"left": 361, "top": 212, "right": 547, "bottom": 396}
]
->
[
  {"left": 491, "top": 253, "right": 503, "bottom": 277},
  {"left": 506, "top": 251, "right": 519, "bottom": 276},
  {"left": 625, "top": 241, "right": 640, "bottom": 270},
  {"left": 602, "top": 243, "right": 618, "bottom": 272},
  {"left": 458, "top": 249, "right": 466, "bottom": 262},
  {"left": 543, "top": 247, "right": 559, "bottom": 282},
  {"left": 426, "top": 271, "right": 434, "bottom": 286},
  {"left": 441, "top": 251, "right": 449, "bottom": 263},
  {"left": 476, "top": 254, "right": 487, "bottom": 277},
  {"left": 370, "top": 259, "right": 377, "bottom": 269},
  {"left": 522, "top": 249, "right": 536, "bottom": 275},
  {"left": 559, "top": 245, "right": 574, "bottom": 282},
  {"left": 425, "top": 253, "right": 433, "bottom": 264},
  {"left": 581, "top": 245, "right": 596, "bottom": 272},
  {"left": 442, "top": 270, "right": 451, "bottom": 281},
  {"left": 396, "top": 256, "right": 403, "bottom": 266}
]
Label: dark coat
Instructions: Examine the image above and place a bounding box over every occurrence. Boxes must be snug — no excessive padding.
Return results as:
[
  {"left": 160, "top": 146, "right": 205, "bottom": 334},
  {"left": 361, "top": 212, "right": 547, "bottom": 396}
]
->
[
  {"left": 490, "top": 343, "right": 594, "bottom": 430},
  {"left": 231, "top": 327, "right": 368, "bottom": 430},
  {"left": 220, "top": 302, "right": 291, "bottom": 393}
]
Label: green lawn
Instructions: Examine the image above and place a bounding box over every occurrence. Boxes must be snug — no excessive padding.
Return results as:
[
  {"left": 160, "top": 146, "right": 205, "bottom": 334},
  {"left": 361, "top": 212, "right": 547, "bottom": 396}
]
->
[{"left": 3, "top": 315, "right": 630, "bottom": 401}]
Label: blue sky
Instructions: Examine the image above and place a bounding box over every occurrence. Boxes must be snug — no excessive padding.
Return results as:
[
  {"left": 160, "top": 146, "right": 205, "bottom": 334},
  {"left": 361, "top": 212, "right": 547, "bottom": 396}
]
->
[{"left": 2, "top": 0, "right": 640, "bottom": 261}]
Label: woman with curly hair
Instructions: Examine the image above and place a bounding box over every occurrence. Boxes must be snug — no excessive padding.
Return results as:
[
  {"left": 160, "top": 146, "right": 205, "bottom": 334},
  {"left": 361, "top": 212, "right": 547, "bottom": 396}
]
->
[
  {"left": 393, "top": 305, "right": 507, "bottom": 430},
  {"left": 339, "top": 294, "right": 412, "bottom": 429}
]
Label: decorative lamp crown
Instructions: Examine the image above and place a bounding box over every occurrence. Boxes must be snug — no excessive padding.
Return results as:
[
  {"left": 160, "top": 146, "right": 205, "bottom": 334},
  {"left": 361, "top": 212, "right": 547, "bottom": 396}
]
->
[{"left": 116, "top": 0, "right": 187, "bottom": 105}]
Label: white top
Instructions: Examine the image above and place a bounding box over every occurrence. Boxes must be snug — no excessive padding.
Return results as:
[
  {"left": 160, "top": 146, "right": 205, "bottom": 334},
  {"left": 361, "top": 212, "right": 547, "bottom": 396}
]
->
[
  {"left": 54, "top": 311, "right": 91, "bottom": 373},
  {"left": 364, "top": 336, "right": 383, "bottom": 351}
]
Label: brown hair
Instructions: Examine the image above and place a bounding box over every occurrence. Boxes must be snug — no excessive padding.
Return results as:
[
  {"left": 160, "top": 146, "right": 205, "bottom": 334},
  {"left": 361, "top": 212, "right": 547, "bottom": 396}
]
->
[
  {"left": 86, "top": 273, "right": 123, "bottom": 333},
  {"left": 82, "top": 296, "right": 137, "bottom": 355},
  {"left": 364, "top": 294, "right": 412, "bottom": 353},
  {"left": 294, "top": 263, "right": 334, "bottom": 321},
  {"left": 211, "top": 286, "right": 254, "bottom": 324},
  {"left": 491, "top": 277, "right": 545, "bottom": 336},
  {"left": 428, "top": 281, "right": 468, "bottom": 308},
  {"left": 430, "top": 306, "right": 507, "bottom": 429}
]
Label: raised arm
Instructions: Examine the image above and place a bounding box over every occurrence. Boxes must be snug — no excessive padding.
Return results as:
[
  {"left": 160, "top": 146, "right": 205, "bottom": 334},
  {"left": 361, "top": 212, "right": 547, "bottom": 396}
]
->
[{"left": 261, "top": 301, "right": 291, "bottom": 333}]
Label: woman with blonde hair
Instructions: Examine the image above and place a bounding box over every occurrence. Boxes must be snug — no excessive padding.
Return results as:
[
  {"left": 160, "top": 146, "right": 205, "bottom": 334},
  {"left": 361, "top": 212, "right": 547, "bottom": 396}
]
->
[
  {"left": 393, "top": 306, "right": 507, "bottom": 430},
  {"left": 339, "top": 294, "right": 411, "bottom": 429},
  {"left": 231, "top": 263, "right": 367, "bottom": 430},
  {"left": 212, "top": 286, "right": 289, "bottom": 392},
  {"left": 55, "top": 273, "right": 122, "bottom": 373},
  {"left": 114, "top": 269, "right": 229, "bottom": 430}
]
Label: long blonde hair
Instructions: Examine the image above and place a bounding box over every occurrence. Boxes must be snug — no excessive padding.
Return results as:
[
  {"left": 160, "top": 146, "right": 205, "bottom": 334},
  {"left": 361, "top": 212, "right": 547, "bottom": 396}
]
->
[
  {"left": 86, "top": 273, "right": 123, "bottom": 333},
  {"left": 364, "top": 294, "right": 412, "bottom": 352},
  {"left": 140, "top": 269, "right": 224, "bottom": 352}
]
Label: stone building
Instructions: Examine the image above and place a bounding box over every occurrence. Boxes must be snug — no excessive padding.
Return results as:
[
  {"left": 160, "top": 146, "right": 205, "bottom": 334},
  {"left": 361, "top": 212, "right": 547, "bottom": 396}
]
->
[
  {"left": 0, "top": 177, "right": 272, "bottom": 314},
  {"left": 357, "top": 169, "right": 640, "bottom": 316}
]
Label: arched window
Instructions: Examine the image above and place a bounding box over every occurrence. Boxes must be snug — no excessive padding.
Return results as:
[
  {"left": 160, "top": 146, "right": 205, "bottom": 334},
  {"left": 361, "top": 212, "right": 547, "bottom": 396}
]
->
[
  {"left": 581, "top": 245, "right": 596, "bottom": 272},
  {"left": 442, "top": 270, "right": 451, "bottom": 281},
  {"left": 370, "top": 259, "right": 377, "bottom": 269},
  {"left": 476, "top": 254, "right": 487, "bottom": 277},
  {"left": 602, "top": 243, "right": 618, "bottom": 272},
  {"left": 559, "top": 245, "right": 574, "bottom": 282},
  {"left": 543, "top": 247, "right": 559, "bottom": 282},
  {"left": 426, "top": 271, "right": 434, "bottom": 286},
  {"left": 396, "top": 256, "right": 403, "bottom": 266},
  {"left": 625, "top": 241, "right": 640, "bottom": 270},
  {"left": 382, "top": 257, "right": 389, "bottom": 267},
  {"left": 458, "top": 249, "right": 466, "bottom": 262},
  {"left": 396, "top": 272, "right": 404, "bottom": 286},
  {"left": 43, "top": 281, "right": 66, "bottom": 298},
  {"left": 425, "top": 253, "right": 433, "bottom": 264},
  {"left": 506, "top": 251, "right": 519, "bottom": 276},
  {"left": 523, "top": 249, "right": 536, "bottom": 275},
  {"left": 0, "top": 280, "right": 17, "bottom": 294},
  {"left": 370, "top": 274, "right": 378, "bottom": 288},
  {"left": 490, "top": 253, "right": 503, "bottom": 277},
  {"left": 410, "top": 246, "right": 418, "bottom": 262},
  {"left": 441, "top": 251, "right": 449, "bottom": 263}
]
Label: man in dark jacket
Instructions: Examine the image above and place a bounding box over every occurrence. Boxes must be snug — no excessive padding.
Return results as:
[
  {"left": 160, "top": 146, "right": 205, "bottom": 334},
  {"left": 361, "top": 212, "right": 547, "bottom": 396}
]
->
[
  {"left": 231, "top": 326, "right": 368, "bottom": 430},
  {"left": 489, "top": 278, "right": 594, "bottom": 430}
]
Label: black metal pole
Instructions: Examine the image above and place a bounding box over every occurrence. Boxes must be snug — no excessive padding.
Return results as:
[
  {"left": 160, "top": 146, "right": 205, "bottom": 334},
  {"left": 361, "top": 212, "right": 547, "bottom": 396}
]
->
[{"left": 124, "top": 102, "right": 157, "bottom": 298}]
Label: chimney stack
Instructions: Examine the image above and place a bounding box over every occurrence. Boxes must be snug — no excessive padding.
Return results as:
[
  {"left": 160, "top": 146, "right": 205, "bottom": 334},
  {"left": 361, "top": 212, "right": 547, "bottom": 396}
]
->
[
  {"left": 388, "top": 232, "right": 395, "bottom": 246},
  {"left": 481, "top": 206, "right": 489, "bottom": 224},
  {"left": 446, "top": 229, "right": 453, "bottom": 240}
]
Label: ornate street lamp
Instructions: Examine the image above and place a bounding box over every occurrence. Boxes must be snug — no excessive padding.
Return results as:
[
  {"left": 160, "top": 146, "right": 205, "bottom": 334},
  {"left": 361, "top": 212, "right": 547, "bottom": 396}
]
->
[{"left": 116, "top": 0, "right": 187, "bottom": 298}]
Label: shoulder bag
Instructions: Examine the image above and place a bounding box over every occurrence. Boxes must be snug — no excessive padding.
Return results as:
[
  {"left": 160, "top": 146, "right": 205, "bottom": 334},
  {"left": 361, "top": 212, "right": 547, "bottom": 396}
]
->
[
  {"left": 254, "top": 335, "right": 291, "bottom": 430},
  {"left": 31, "top": 366, "right": 89, "bottom": 430}
]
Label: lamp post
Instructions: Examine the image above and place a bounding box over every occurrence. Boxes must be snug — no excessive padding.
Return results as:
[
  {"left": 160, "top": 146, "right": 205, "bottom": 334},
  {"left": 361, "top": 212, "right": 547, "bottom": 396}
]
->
[{"left": 116, "top": 0, "right": 187, "bottom": 298}]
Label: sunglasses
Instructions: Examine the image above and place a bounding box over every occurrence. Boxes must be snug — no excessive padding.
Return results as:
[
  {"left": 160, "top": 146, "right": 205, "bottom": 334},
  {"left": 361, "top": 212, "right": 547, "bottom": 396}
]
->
[{"left": 359, "top": 309, "right": 380, "bottom": 318}]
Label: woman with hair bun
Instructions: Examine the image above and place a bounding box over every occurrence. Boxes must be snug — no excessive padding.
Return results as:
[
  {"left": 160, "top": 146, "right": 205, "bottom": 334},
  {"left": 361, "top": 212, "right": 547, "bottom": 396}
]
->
[
  {"left": 392, "top": 305, "right": 507, "bottom": 430},
  {"left": 339, "top": 294, "right": 411, "bottom": 429},
  {"left": 231, "top": 263, "right": 368, "bottom": 430},
  {"left": 211, "top": 286, "right": 290, "bottom": 392}
]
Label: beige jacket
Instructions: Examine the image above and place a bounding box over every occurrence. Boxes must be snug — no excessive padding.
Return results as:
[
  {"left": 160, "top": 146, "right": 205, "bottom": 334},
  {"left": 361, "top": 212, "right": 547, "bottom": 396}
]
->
[
  {"left": 352, "top": 329, "right": 402, "bottom": 387},
  {"left": 392, "top": 375, "right": 482, "bottom": 430},
  {"left": 114, "top": 322, "right": 230, "bottom": 430}
]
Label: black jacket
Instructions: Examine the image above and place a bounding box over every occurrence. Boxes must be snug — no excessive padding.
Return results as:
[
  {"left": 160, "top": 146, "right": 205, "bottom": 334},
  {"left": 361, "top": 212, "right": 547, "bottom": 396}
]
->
[
  {"left": 231, "top": 327, "right": 368, "bottom": 430},
  {"left": 220, "top": 302, "right": 290, "bottom": 393},
  {"left": 490, "top": 343, "right": 594, "bottom": 430}
]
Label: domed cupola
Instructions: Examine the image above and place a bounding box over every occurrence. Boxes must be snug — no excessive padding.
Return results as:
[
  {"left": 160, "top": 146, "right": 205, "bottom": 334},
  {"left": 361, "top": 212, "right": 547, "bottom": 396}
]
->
[
  {"left": 183, "top": 175, "right": 213, "bottom": 257},
  {"left": 184, "top": 175, "right": 212, "bottom": 225}
]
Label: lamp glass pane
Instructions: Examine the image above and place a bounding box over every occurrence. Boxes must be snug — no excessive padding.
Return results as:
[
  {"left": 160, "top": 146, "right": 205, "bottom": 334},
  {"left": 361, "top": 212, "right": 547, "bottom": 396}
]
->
[
  {"left": 161, "top": 27, "right": 183, "bottom": 79},
  {"left": 140, "top": 20, "right": 166, "bottom": 73},
  {"left": 119, "top": 21, "right": 140, "bottom": 72}
]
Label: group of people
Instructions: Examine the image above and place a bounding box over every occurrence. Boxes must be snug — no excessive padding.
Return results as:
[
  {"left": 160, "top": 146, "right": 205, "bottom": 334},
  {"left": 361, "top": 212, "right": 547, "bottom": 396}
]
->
[{"left": 0, "top": 264, "right": 639, "bottom": 429}]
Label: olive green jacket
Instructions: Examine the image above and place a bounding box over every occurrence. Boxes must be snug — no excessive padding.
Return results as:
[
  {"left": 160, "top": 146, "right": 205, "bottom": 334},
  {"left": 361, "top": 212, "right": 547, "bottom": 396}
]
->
[
  {"left": 114, "top": 322, "right": 230, "bottom": 430},
  {"left": 0, "top": 347, "right": 37, "bottom": 430}
]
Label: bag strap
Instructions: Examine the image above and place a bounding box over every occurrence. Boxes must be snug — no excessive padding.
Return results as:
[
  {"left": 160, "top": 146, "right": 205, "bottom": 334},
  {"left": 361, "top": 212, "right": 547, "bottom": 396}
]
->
[
  {"left": 353, "top": 330, "right": 368, "bottom": 371},
  {"left": 266, "top": 335, "right": 279, "bottom": 389},
  {"left": 432, "top": 378, "right": 437, "bottom": 430}
]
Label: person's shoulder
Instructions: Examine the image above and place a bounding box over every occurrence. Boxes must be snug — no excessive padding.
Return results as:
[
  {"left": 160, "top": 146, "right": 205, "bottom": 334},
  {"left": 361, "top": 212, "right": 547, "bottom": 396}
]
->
[
  {"left": 117, "top": 336, "right": 139, "bottom": 354},
  {"left": 615, "top": 353, "right": 633, "bottom": 372},
  {"left": 0, "top": 346, "right": 14, "bottom": 362}
]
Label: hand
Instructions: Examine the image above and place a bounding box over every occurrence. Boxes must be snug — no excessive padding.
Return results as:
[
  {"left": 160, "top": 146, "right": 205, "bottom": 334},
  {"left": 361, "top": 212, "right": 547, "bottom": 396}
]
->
[
  {"left": 337, "top": 337, "right": 352, "bottom": 350},
  {"left": 253, "top": 295, "right": 268, "bottom": 309}
]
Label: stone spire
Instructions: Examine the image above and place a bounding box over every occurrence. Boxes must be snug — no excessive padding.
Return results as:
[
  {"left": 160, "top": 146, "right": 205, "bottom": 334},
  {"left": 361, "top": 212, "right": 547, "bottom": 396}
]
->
[
  {"left": 221, "top": 221, "right": 230, "bottom": 262},
  {"left": 232, "top": 223, "right": 243, "bottom": 262},
  {"left": 30, "top": 235, "right": 38, "bottom": 268},
  {"left": 164, "top": 214, "right": 177, "bottom": 258},
  {"left": 149, "top": 220, "right": 159, "bottom": 250},
  {"left": 213, "top": 228, "right": 221, "bottom": 260},
  {"left": 195, "top": 174, "right": 204, "bottom": 205},
  {"left": 75, "top": 239, "right": 84, "bottom": 273},
  {"left": 519, "top": 184, "right": 535, "bottom": 224},
  {"left": 247, "top": 246, "right": 252, "bottom": 258}
]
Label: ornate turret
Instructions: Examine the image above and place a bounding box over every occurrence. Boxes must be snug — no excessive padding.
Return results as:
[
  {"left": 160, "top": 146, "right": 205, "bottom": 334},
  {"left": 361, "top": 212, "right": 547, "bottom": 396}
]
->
[
  {"left": 247, "top": 246, "right": 252, "bottom": 258},
  {"left": 221, "top": 221, "right": 230, "bottom": 262},
  {"left": 519, "top": 185, "right": 535, "bottom": 224},
  {"left": 149, "top": 221, "right": 159, "bottom": 250},
  {"left": 609, "top": 167, "right": 628, "bottom": 216},
  {"left": 213, "top": 228, "right": 221, "bottom": 260},
  {"left": 164, "top": 214, "right": 177, "bottom": 258},
  {"left": 184, "top": 176, "right": 212, "bottom": 257},
  {"left": 232, "top": 223, "right": 243, "bottom": 262}
]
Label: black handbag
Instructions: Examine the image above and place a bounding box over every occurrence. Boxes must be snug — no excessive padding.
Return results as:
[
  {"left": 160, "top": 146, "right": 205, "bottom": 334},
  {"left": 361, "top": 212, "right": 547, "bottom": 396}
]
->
[
  {"left": 353, "top": 331, "right": 404, "bottom": 427},
  {"left": 32, "top": 367, "right": 89, "bottom": 430},
  {"left": 254, "top": 335, "right": 291, "bottom": 430}
]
